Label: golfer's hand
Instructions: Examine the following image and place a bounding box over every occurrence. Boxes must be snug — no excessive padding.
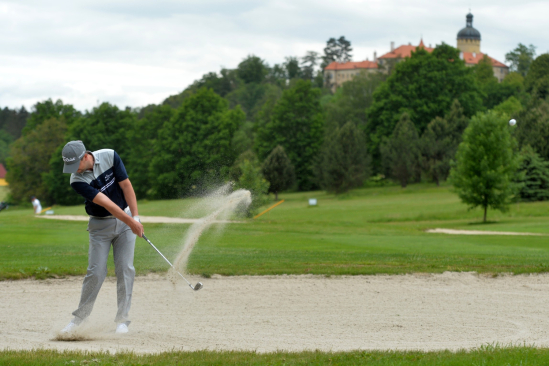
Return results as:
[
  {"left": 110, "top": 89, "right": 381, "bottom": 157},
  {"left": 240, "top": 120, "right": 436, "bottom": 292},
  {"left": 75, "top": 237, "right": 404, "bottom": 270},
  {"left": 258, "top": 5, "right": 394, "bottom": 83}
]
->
[{"left": 129, "top": 218, "right": 144, "bottom": 237}]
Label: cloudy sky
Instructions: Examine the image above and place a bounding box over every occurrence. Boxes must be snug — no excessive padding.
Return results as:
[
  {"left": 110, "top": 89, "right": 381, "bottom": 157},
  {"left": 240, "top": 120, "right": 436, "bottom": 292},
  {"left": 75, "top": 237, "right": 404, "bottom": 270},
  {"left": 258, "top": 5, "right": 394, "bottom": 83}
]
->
[{"left": 0, "top": 0, "right": 547, "bottom": 112}]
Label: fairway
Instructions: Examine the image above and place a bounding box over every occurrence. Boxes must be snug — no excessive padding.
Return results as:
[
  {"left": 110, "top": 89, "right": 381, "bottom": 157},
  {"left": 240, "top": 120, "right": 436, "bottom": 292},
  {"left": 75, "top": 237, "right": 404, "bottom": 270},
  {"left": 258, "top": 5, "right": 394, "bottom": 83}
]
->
[{"left": 2, "top": 183, "right": 549, "bottom": 280}]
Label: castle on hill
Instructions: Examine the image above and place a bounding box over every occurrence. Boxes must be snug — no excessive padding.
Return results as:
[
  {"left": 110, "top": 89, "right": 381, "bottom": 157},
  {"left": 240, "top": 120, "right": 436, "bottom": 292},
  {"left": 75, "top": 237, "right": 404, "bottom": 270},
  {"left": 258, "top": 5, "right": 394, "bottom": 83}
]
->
[{"left": 324, "top": 12, "right": 509, "bottom": 92}]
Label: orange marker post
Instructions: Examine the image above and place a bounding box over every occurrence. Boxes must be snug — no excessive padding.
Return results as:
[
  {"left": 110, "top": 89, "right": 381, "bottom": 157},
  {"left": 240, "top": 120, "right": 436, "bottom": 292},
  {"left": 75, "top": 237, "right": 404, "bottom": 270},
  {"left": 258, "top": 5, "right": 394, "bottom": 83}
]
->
[{"left": 253, "top": 200, "right": 285, "bottom": 219}]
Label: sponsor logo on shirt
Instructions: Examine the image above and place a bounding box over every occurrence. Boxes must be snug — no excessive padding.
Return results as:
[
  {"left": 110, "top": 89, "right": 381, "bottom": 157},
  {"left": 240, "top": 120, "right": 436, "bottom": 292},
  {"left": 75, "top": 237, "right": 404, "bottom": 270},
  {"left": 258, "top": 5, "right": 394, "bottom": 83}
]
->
[
  {"left": 100, "top": 178, "right": 115, "bottom": 192},
  {"left": 105, "top": 172, "right": 113, "bottom": 180}
]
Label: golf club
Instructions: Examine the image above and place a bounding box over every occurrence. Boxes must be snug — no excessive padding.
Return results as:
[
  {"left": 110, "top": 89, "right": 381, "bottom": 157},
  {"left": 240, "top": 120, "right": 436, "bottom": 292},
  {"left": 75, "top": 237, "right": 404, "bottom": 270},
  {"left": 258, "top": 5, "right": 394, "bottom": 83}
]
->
[{"left": 142, "top": 234, "right": 203, "bottom": 291}]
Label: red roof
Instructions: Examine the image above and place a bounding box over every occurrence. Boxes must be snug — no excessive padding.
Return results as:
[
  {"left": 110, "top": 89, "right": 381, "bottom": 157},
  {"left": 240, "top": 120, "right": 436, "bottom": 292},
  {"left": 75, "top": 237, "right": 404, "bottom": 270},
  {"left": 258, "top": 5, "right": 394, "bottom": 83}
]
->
[
  {"left": 324, "top": 60, "right": 378, "bottom": 71},
  {"left": 379, "top": 39, "right": 508, "bottom": 69},
  {"left": 460, "top": 52, "right": 507, "bottom": 68},
  {"left": 0, "top": 164, "right": 6, "bottom": 179},
  {"left": 379, "top": 40, "right": 434, "bottom": 59}
]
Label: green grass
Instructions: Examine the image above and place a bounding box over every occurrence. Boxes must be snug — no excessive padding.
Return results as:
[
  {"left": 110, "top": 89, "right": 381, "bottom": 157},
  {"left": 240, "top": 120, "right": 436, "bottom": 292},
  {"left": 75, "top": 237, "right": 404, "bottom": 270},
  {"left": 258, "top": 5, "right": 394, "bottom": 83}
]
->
[
  {"left": 0, "top": 208, "right": 191, "bottom": 279},
  {"left": 2, "top": 345, "right": 549, "bottom": 365},
  {"left": 188, "top": 184, "right": 549, "bottom": 276},
  {"left": 3, "top": 183, "right": 549, "bottom": 280}
]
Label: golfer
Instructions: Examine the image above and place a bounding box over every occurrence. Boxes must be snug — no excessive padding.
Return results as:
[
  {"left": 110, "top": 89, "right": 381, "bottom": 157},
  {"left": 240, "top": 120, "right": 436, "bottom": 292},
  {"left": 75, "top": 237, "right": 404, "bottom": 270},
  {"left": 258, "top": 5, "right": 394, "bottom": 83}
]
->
[
  {"left": 60, "top": 140, "right": 144, "bottom": 335},
  {"left": 31, "top": 196, "right": 42, "bottom": 214}
]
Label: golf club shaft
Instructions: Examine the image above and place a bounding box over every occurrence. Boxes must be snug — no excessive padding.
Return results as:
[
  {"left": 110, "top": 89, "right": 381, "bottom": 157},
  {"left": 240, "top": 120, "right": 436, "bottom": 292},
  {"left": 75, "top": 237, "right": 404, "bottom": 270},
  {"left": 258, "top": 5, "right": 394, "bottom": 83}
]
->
[{"left": 142, "top": 234, "right": 193, "bottom": 289}]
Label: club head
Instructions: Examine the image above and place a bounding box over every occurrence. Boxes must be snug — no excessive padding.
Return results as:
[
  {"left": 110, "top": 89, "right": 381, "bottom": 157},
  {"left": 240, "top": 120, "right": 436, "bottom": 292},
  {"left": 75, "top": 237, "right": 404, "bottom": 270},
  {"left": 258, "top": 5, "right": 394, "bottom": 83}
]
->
[{"left": 193, "top": 282, "right": 203, "bottom": 291}]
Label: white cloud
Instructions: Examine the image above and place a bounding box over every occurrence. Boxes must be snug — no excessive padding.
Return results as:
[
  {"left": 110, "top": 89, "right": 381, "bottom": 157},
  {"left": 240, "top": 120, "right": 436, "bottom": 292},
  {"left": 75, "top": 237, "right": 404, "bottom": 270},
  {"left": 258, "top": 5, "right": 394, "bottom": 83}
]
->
[{"left": 0, "top": 0, "right": 547, "bottom": 111}]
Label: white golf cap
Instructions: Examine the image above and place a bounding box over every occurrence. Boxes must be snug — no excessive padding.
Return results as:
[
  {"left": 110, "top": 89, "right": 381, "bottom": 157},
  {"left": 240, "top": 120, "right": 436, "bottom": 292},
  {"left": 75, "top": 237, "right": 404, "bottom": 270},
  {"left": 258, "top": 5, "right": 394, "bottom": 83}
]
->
[{"left": 62, "top": 141, "right": 86, "bottom": 174}]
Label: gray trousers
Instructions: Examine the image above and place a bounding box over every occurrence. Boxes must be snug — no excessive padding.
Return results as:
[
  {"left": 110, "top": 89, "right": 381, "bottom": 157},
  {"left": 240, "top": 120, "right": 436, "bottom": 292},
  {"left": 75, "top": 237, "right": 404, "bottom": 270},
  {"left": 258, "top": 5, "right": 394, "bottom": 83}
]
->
[{"left": 72, "top": 214, "right": 136, "bottom": 324}]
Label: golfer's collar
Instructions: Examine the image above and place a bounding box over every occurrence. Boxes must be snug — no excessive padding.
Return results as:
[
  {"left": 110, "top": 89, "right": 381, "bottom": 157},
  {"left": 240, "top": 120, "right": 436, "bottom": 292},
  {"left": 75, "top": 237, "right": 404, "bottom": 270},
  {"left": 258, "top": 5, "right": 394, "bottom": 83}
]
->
[{"left": 91, "top": 151, "right": 100, "bottom": 165}]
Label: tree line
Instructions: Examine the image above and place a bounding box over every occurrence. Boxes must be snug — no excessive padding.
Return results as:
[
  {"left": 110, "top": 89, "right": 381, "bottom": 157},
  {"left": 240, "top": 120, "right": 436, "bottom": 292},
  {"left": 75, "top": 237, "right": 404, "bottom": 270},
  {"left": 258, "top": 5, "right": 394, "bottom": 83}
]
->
[{"left": 4, "top": 39, "right": 549, "bottom": 218}]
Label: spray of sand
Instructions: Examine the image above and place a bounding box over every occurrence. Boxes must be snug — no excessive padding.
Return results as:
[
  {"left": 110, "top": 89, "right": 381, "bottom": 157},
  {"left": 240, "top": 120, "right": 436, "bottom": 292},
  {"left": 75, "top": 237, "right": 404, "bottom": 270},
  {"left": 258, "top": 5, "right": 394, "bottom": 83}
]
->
[{"left": 168, "top": 185, "right": 252, "bottom": 284}]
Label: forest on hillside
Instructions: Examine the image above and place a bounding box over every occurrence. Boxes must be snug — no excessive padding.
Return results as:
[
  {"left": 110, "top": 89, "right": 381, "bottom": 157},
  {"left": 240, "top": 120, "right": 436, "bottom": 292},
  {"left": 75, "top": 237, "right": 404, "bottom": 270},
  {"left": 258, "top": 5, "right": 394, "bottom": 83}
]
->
[{"left": 3, "top": 38, "right": 548, "bottom": 213}]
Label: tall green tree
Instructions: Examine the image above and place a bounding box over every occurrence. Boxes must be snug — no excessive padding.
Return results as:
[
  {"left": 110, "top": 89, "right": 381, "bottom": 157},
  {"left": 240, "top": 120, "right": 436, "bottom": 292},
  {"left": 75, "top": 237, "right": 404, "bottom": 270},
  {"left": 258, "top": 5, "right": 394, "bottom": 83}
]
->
[
  {"left": 195, "top": 69, "right": 241, "bottom": 97},
  {"left": 502, "top": 72, "right": 525, "bottom": 96},
  {"left": 321, "top": 36, "right": 353, "bottom": 68},
  {"left": 316, "top": 122, "right": 370, "bottom": 193},
  {"left": 234, "top": 158, "right": 270, "bottom": 217},
  {"left": 249, "top": 84, "right": 284, "bottom": 156},
  {"left": 226, "top": 83, "right": 268, "bottom": 119},
  {"left": 262, "top": 145, "right": 295, "bottom": 200},
  {"left": 266, "top": 64, "right": 287, "bottom": 86},
  {"left": 0, "top": 130, "right": 13, "bottom": 165},
  {"left": 126, "top": 105, "right": 175, "bottom": 199},
  {"left": 525, "top": 54, "right": 549, "bottom": 100},
  {"left": 419, "top": 117, "right": 454, "bottom": 186},
  {"left": 301, "top": 51, "right": 319, "bottom": 81},
  {"left": 474, "top": 55, "right": 497, "bottom": 84},
  {"left": 253, "top": 85, "right": 283, "bottom": 129},
  {"left": 237, "top": 55, "right": 269, "bottom": 84},
  {"left": 419, "top": 99, "right": 470, "bottom": 185},
  {"left": 366, "top": 44, "right": 483, "bottom": 172},
  {"left": 324, "top": 71, "right": 386, "bottom": 132},
  {"left": 0, "top": 106, "right": 28, "bottom": 139},
  {"left": 515, "top": 98, "right": 549, "bottom": 161},
  {"left": 255, "top": 80, "right": 325, "bottom": 191},
  {"left": 23, "top": 99, "right": 79, "bottom": 135},
  {"left": 149, "top": 88, "right": 245, "bottom": 198},
  {"left": 476, "top": 70, "right": 527, "bottom": 111},
  {"left": 515, "top": 145, "right": 549, "bottom": 202},
  {"left": 505, "top": 43, "right": 536, "bottom": 77},
  {"left": 6, "top": 118, "right": 67, "bottom": 204},
  {"left": 380, "top": 113, "right": 420, "bottom": 188},
  {"left": 229, "top": 150, "right": 258, "bottom": 182},
  {"left": 284, "top": 56, "right": 301, "bottom": 79},
  {"left": 474, "top": 55, "right": 513, "bottom": 109},
  {"left": 445, "top": 99, "right": 470, "bottom": 141},
  {"left": 449, "top": 111, "right": 520, "bottom": 222},
  {"left": 231, "top": 120, "right": 255, "bottom": 158}
]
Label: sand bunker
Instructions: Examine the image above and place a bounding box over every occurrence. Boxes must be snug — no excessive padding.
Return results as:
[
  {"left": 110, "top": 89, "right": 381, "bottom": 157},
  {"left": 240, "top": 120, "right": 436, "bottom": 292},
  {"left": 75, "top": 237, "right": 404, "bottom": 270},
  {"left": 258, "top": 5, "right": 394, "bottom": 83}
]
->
[
  {"left": 3, "top": 272, "right": 549, "bottom": 353},
  {"left": 427, "top": 228, "right": 545, "bottom": 236}
]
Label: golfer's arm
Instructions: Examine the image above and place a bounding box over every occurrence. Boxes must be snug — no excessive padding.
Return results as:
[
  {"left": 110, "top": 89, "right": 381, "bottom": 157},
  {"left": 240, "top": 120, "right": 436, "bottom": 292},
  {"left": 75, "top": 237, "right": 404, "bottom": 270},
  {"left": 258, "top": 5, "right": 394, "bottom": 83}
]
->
[
  {"left": 92, "top": 192, "right": 135, "bottom": 228},
  {"left": 118, "top": 178, "right": 139, "bottom": 217}
]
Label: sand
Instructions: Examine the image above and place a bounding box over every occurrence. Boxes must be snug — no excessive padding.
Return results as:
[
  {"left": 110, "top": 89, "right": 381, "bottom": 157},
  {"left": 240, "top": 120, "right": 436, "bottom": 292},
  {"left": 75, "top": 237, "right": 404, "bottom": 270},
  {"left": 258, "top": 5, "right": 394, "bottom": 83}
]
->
[
  {"left": 2, "top": 272, "right": 549, "bottom": 353},
  {"left": 171, "top": 189, "right": 251, "bottom": 276},
  {"left": 427, "top": 228, "right": 545, "bottom": 236}
]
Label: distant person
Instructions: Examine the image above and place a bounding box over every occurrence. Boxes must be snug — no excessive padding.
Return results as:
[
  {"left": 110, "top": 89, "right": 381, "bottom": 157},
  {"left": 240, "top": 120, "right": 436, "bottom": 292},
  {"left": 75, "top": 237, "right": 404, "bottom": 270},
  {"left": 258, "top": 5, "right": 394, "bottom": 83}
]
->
[
  {"left": 59, "top": 140, "right": 144, "bottom": 335},
  {"left": 31, "top": 196, "right": 42, "bottom": 214}
]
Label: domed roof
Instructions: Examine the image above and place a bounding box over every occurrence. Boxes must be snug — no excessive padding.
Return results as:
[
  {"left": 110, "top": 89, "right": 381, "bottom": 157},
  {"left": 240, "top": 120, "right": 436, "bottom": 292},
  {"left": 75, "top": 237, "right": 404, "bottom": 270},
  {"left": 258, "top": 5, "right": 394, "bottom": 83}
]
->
[{"left": 457, "top": 13, "right": 481, "bottom": 40}]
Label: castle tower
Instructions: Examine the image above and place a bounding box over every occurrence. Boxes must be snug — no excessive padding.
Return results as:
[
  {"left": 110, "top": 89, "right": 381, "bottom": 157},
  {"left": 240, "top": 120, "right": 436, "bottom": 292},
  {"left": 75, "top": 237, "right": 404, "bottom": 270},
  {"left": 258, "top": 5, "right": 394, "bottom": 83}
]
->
[{"left": 457, "top": 13, "right": 481, "bottom": 53}]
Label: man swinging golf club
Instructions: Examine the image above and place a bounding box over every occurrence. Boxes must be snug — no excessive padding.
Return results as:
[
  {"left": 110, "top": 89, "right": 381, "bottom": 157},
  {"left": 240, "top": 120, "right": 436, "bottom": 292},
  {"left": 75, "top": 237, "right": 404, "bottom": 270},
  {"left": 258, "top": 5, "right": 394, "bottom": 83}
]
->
[{"left": 60, "top": 140, "right": 143, "bottom": 335}]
